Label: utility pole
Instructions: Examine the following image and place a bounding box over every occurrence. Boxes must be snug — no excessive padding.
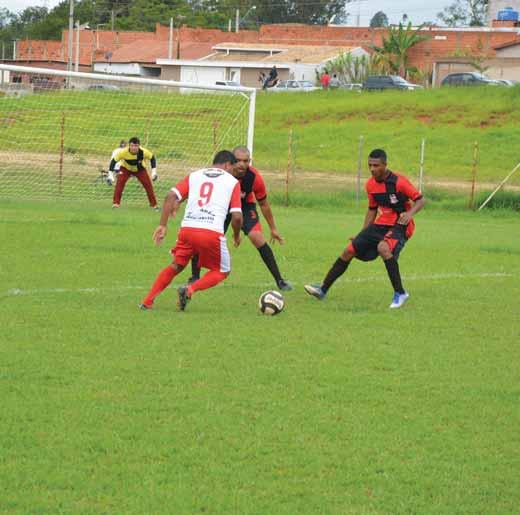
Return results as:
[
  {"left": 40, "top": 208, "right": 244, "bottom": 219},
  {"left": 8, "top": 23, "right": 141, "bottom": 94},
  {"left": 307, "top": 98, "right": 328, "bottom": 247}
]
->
[
  {"left": 67, "top": 0, "right": 74, "bottom": 73},
  {"left": 235, "top": 9, "right": 240, "bottom": 32},
  {"left": 75, "top": 20, "right": 80, "bottom": 72},
  {"left": 168, "top": 17, "right": 173, "bottom": 59},
  {"left": 111, "top": 10, "right": 115, "bottom": 31},
  {"left": 176, "top": 24, "right": 181, "bottom": 59}
]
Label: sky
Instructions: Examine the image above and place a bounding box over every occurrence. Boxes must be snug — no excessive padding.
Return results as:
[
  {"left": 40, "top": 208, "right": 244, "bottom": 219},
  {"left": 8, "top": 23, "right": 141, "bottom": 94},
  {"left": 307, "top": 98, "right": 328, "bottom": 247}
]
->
[{"left": 1, "top": 0, "right": 456, "bottom": 26}]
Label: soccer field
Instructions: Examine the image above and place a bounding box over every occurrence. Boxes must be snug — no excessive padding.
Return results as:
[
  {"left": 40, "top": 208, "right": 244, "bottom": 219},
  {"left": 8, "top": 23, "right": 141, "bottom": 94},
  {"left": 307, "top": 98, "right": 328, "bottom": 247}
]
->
[{"left": 2, "top": 199, "right": 520, "bottom": 513}]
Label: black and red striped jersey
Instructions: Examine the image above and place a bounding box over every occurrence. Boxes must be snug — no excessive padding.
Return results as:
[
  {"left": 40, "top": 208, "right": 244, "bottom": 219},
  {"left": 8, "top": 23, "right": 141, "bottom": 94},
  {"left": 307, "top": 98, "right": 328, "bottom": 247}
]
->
[
  {"left": 238, "top": 166, "right": 267, "bottom": 205},
  {"left": 366, "top": 171, "right": 422, "bottom": 236}
]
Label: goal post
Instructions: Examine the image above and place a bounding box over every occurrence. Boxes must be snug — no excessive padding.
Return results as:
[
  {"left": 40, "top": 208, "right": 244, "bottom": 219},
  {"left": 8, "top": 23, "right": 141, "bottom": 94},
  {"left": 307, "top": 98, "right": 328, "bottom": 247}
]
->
[{"left": 0, "top": 64, "right": 256, "bottom": 202}]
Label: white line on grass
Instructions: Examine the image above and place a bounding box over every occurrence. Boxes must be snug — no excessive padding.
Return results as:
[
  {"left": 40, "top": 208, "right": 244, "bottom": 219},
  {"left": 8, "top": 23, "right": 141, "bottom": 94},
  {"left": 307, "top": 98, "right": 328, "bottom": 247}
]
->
[{"left": 2, "top": 272, "right": 516, "bottom": 298}]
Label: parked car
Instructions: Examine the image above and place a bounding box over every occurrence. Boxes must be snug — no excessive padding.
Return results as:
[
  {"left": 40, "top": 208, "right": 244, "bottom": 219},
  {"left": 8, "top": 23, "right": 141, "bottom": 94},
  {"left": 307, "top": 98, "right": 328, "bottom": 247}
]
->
[
  {"left": 87, "top": 84, "right": 120, "bottom": 91},
  {"left": 496, "top": 79, "right": 518, "bottom": 86},
  {"left": 31, "top": 78, "right": 62, "bottom": 92},
  {"left": 268, "top": 80, "right": 320, "bottom": 92},
  {"left": 440, "top": 72, "right": 498, "bottom": 87},
  {"left": 339, "top": 82, "right": 363, "bottom": 91},
  {"left": 215, "top": 80, "right": 241, "bottom": 87},
  {"left": 363, "top": 75, "right": 423, "bottom": 91}
]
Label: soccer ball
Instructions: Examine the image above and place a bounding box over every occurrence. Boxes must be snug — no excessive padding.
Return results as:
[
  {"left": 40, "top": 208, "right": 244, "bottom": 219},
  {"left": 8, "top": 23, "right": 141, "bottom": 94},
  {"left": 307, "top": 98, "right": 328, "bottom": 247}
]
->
[{"left": 258, "top": 290, "right": 285, "bottom": 315}]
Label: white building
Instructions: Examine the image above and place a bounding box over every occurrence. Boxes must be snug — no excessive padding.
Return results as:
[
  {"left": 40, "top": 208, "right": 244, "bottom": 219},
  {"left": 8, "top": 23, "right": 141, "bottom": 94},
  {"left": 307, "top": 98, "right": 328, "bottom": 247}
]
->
[{"left": 158, "top": 43, "right": 369, "bottom": 88}]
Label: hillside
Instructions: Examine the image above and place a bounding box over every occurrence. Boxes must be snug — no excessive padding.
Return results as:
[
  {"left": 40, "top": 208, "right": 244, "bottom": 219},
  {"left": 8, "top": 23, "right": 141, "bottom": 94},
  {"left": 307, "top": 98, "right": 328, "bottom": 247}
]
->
[{"left": 254, "top": 86, "right": 520, "bottom": 187}]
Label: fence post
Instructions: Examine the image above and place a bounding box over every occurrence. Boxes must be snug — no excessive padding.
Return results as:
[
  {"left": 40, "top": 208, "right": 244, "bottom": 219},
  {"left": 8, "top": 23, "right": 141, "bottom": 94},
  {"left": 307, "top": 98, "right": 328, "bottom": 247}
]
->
[
  {"left": 419, "top": 138, "right": 426, "bottom": 193},
  {"left": 356, "top": 135, "right": 364, "bottom": 207},
  {"left": 213, "top": 121, "right": 218, "bottom": 153},
  {"left": 469, "top": 141, "right": 479, "bottom": 210},
  {"left": 58, "top": 111, "right": 65, "bottom": 196},
  {"left": 286, "top": 126, "right": 293, "bottom": 207},
  {"left": 478, "top": 162, "right": 520, "bottom": 211}
]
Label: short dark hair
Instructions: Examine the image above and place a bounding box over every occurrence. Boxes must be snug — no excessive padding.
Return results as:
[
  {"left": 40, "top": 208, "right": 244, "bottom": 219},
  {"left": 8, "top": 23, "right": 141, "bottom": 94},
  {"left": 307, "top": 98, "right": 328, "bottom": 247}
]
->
[
  {"left": 129, "top": 137, "right": 140, "bottom": 145},
  {"left": 213, "top": 150, "right": 237, "bottom": 165},
  {"left": 232, "top": 145, "right": 250, "bottom": 155},
  {"left": 369, "top": 148, "right": 387, "bottom": 163}
]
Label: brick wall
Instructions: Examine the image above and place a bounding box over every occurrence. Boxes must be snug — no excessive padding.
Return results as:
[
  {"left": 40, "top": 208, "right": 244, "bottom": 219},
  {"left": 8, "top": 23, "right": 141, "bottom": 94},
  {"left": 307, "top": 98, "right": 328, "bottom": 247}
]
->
[{"left": 14, "top": 23, "right": 520, "bottom": 73}]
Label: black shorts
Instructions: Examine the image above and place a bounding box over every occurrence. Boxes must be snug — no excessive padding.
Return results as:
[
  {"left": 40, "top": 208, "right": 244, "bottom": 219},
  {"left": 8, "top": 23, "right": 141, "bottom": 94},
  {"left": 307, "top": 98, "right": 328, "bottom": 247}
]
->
[
  {"left": 224, "top": 202, "right": 262, "bottom": 235},
  {"left": 350, "top": 224, "right": 407, "bottom": 262}
]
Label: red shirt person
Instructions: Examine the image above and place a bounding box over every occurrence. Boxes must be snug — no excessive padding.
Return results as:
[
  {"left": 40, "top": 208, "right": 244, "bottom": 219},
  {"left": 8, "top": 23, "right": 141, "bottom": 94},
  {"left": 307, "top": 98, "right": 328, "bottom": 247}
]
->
[
  {"left": 320, "top": 72, "right": 331, "bottom": 89},
  {"left": 140, "top": 150, "right": 243, "bottom": 311},
  {"left": 304, "top": 148, "right": 425, "bottom": 309},
  {"left": 189, "top": 146, "right": 292, "bottom": 291}
]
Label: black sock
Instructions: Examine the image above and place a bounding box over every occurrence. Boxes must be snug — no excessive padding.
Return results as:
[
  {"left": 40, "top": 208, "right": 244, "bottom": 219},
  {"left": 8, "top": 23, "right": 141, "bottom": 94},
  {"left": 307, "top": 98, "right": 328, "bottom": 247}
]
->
[
  {"left": 322, "top": 257, "right": 350, "bottom": 293},
  {"left": 191, "top": 254, "right": 200, "bottom": 279},
  {"left": 384, "top": 257, "right": 405, "bottom": 294},
  {"left": 257, "top": 243, "right": 283, "bottom": 283}
]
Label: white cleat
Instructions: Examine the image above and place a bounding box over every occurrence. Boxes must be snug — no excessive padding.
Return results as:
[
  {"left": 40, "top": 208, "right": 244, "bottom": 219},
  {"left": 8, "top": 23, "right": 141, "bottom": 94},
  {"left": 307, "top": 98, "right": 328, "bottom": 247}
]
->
[{"left": 389, "top": 291, "right": 409, "bottom": 309}]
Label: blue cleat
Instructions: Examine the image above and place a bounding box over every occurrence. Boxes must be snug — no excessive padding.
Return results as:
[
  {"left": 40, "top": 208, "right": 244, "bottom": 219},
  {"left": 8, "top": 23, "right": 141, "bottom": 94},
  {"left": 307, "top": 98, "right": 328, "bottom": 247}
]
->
[
  {"left": 277, "top": 279, "right": 293, "bottom": 291},
  {"left": 389, "top": 291, "right": 409, "bottom": 309},
  {"left": 304, "top": 284, "right": 326, "bottom": 300}
]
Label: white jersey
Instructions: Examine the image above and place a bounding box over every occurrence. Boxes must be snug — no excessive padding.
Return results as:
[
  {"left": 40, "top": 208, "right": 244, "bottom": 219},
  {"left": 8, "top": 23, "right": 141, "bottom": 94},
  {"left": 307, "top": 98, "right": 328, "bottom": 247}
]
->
[{"left": 172, "top": 167, "right": 242, "bottom": 234}]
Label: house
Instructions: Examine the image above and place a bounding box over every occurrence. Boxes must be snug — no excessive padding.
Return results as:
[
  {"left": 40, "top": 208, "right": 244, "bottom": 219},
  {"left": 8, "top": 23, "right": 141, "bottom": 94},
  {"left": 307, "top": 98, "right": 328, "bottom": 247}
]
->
[
  {"left": 7, "top": 20, "right": 520, "bottom": 86},
  {"left": 93, "top": 39, "right": 214, "bottom": 77},
  {"left": 158, "top": 43, "right": 369, "bottom": 88}
]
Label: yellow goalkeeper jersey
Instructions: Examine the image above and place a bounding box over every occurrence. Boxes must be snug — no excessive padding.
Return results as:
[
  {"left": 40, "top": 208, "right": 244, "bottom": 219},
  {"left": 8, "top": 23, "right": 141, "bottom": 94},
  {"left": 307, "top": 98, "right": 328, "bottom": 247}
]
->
[{"left": 112, "top": 146, "right": 155, "bottom": 173}]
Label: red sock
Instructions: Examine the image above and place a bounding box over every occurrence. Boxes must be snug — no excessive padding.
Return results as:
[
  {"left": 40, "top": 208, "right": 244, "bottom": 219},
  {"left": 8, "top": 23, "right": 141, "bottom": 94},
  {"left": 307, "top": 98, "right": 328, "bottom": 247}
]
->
[
  {"left": 142, "top": 266, "right": 177, "bottom": 307},
  {"left": 188, "top": 271, "right": 228, "bottom": 296}
]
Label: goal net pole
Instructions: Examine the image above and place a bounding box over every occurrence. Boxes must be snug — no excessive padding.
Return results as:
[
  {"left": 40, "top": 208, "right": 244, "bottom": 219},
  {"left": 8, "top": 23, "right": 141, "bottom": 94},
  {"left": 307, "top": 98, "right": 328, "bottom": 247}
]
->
[{"left": 478, "top": 161, "right": 520, "bottom": 211}]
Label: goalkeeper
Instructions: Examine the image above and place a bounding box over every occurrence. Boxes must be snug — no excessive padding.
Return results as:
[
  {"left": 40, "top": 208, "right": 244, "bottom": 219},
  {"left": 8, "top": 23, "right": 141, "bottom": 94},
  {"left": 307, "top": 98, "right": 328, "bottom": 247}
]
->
[{"left": 109, "top": 136, "right": 159, "bottom": 209}]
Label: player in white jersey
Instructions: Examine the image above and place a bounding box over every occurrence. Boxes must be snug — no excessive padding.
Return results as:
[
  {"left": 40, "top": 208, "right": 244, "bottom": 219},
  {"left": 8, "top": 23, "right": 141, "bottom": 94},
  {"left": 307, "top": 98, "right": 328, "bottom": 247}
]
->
[{"left": 140, "top": 151, "right": 243, "bottom": 311}]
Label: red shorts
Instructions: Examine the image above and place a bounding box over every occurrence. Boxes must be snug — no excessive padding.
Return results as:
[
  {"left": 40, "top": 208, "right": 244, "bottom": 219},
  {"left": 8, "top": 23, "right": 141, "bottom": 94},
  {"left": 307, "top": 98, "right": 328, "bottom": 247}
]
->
[{"left": 171, "top": 227, "right": 231, "bottom": 272}]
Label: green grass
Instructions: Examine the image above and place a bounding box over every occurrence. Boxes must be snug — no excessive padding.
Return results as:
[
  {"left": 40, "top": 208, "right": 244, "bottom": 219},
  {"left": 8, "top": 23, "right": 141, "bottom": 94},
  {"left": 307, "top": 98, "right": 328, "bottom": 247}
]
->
[
  {"left": 2, "top": 87, "right": 520, "bottom": 190},
  {"left": 1, "top": 199, "right": 519, "bottom": 513},
  {"left": 255, "top": 87, "right": 520, "bottom": 183}
]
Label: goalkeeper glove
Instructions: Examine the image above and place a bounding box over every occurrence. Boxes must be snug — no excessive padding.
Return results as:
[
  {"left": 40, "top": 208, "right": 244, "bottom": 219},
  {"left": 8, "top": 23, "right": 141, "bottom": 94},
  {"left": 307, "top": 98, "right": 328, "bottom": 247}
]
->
[
  {"left": 107, "top": 171, "right": 115, "bottom": 186},
  {"left": 151, "top": 169, "right": 158, "bottom": 182}
]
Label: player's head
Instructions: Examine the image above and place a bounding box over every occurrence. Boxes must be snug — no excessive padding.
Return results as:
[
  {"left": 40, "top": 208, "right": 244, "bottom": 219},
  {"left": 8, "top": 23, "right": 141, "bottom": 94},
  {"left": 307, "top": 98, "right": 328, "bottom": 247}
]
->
[
  {"left": 233, "top": 146, "right": 251, "bottom": 177},
  {"left": 213, "top": 150, "right": 237, "bottom": 173},
  {"left": 119, "top": 140, "right": 127, "bottom": 148},
  {"left": 368, "top": 148, "right": 388, "bottom": 182},
  {"left": 128, "top": 137, "right": 140, "bottom": 154}
]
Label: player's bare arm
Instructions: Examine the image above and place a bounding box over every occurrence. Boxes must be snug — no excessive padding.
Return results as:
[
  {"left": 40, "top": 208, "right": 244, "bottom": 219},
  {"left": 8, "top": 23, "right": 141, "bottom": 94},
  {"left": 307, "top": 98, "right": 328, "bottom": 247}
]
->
[
  {"left": 231, "top": 212, "right": 243, "bottom": 247},
  {"left": 258, "top": 198, "right": 285, "bottom": 245},
  {"left": 153, "top": 191, "right": 180, "bottom": 245},
  {"left": 398, "top": 197, "right": 426, "bottom": 225}
]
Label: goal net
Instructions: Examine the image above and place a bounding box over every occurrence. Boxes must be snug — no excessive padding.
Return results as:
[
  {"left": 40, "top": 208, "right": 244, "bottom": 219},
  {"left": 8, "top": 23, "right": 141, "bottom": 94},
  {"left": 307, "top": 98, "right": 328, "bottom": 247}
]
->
[{"left": 0, "top": 64, "right": 256, "bottom": 203}]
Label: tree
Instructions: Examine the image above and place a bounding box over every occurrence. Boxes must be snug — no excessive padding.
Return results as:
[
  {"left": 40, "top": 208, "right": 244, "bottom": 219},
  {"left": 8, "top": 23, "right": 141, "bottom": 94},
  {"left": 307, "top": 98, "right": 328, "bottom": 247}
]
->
[
  {"left": 437, "top": 0, "right": 488, "bottom": 27},
  {"left": 251, "top": 0, "right": 347, "bottom": 26},
  {"left": 370, "top": 11, "right": 388, "bottom": 28},
  {"left": 370, "top": 22, "right": 431, "bottom": 78},
  {"left": 323, "top": 52, "right": 376, "bottom": 83}
]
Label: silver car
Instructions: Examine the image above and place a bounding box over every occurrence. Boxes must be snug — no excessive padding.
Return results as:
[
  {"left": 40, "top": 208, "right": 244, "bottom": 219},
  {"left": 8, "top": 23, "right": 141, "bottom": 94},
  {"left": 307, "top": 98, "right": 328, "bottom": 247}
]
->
[{"left": 269, "top": 80, "right": 320, "bottom": 92}]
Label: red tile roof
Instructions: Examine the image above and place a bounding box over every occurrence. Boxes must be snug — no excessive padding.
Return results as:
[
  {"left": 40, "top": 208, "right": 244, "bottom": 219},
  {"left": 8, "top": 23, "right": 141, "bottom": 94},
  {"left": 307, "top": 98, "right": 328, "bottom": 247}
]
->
[
  {"left": 96, "top": 38, "right": 213, "bottom": 63},
  {"left": 494, "top": 38, "right": 520, "bottom": 50}
]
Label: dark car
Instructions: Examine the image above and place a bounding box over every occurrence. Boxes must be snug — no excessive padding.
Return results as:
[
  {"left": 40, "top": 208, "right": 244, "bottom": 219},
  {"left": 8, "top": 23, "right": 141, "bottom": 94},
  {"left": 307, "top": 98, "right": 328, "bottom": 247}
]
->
[
  {"left": 440, "top": 72, "right": 499, "bottom": 87},
  {"left": 363, "top": 75, "right": 422, "bottom": 91}
]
